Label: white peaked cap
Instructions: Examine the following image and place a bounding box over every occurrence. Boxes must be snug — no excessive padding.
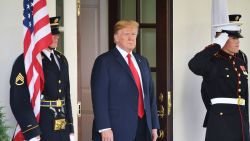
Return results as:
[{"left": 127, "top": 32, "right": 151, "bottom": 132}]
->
[
  {"left": 211, "top": 0, "right": 243, "bottom": 40},
  {"left": 213, "top": 23, "right": 241, "bottom": 32}
]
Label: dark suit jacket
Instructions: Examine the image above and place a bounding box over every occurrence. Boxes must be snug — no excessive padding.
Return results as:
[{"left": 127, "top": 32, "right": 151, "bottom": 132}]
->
[
  {"left": 10, "top": 50, "right": 73, "bottom": 140},
  {"left": 91, "top": 47, "right": 160, "bottom": 141}
]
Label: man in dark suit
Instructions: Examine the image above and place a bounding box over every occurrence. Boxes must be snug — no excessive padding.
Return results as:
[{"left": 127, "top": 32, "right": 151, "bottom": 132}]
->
[
  {"left": 189, "top": 15, "right": 249, "bottom": 141},
  {"left": 91, "top": 20, "right": 160, "bottom": 141},
  {"left": 10, "top": 17, "right": 74, "bottom": 141}
]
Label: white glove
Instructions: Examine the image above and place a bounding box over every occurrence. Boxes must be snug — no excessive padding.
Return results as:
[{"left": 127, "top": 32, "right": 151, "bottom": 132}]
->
[
  {"left": 70, "top": 134, "right": 75, "bottom": 141},
  {"left": 29, "top": 136, "right": 40, "bottom": 141},
  {"left": 212, "top": 32, "right": 229, "bottom": 47}
]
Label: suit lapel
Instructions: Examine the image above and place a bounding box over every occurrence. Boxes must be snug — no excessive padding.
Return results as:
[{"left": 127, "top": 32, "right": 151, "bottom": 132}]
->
[
  {"left": 111, "top": 48, "right": 150, "bottom": 104},
  {"left": 112, "top": 48, "right": 135, "bottom": 81},
  {"left": 112, "top": 48, "right": 148, "bottom": 93}
]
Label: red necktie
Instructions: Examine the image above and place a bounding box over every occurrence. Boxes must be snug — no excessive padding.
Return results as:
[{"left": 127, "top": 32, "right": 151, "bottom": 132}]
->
[{"left": 127, "top": 54, "right": 144, "bottom": 118}]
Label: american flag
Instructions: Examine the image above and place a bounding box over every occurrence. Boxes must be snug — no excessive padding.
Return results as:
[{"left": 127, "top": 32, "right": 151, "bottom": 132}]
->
[{"left": 13, "top": 0, "right": 52, "bottom": 140}]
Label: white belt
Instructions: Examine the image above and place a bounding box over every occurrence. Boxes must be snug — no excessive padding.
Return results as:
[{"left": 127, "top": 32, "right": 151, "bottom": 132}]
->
[{"left": 211, "top": 98, "right": 245, "bottom": 106}]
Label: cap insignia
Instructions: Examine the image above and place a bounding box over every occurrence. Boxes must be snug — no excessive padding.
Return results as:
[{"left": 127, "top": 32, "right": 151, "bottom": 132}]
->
[{"left": 235, "top": 16, "right": 239, "bottom": 21}]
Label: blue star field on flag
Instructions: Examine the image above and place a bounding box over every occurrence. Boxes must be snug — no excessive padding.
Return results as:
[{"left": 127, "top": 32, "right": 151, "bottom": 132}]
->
[{"left": 23, "top": 0, "right": 34, "bottom": 32}]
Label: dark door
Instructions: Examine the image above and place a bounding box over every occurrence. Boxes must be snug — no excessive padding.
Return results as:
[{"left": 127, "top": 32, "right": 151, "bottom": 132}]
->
[{"left": 109, "top": 0, "right": 173, "bottom": 140}]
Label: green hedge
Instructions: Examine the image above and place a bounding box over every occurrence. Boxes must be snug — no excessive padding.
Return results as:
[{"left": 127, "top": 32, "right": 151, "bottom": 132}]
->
[{"left": 0, "top": 107, "right": 9, "bottom": 141}]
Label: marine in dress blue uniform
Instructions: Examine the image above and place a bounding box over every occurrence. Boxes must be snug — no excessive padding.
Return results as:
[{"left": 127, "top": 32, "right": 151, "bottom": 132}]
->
[
  {"left": 189, "top": 15, "right": 249, "bottom": 141},
  {"left": 10, "top": 17, "right": 74, "bottom": 141}
]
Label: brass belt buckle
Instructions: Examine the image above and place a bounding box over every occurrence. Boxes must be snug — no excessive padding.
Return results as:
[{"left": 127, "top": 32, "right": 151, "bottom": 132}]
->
[
  {"left": 54, "top": 119, "right": 66, "bottom": 131},
  {"left": 56, "top": 99, "right": 62, "bottom": 107},
  {"left": 237, "top": 96, "right": 244, "bottom": 105}
]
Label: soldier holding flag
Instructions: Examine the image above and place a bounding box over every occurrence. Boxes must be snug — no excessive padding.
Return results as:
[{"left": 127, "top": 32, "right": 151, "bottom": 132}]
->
[{"left": 10, "top": 16, "right": 74, "bottom": 141}]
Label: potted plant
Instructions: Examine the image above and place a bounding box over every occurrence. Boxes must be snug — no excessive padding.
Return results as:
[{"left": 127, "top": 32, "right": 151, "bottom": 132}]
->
[{"left": 0, "top": 107, "right": 9, "bottom": 141}]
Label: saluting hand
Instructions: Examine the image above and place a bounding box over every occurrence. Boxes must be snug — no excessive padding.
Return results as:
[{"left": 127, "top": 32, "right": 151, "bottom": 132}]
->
[
  {"left": 212, "top": 32, "right": 229, "bottom": 48},
  {"left": 152, "top": 129, "right": 158, "bottom": 141},
  {"left": 101, "top": 129, "right": 114, "bottom": 141}
]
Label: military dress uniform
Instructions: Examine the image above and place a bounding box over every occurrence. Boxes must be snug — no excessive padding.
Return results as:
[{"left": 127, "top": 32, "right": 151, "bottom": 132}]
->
[
  {"left": 189, "top": 44, "right": 249, "bottom": 141},
  {"left": 10, "top": 49, "right": 74, "bottom": 141}
]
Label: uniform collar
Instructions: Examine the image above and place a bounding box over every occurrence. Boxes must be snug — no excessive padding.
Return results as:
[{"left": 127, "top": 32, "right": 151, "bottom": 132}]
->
[
  {"left": 218, "top": 49, "right": 235, "bottom": 60},
  {"left": 42, "top": 49, "right": 55, "bottom": 61}
]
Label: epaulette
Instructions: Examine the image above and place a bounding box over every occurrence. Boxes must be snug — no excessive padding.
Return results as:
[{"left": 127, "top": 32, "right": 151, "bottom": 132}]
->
[
  {"left": 54, "top": 50, "right": 68, "bottom": 66},
  {"left": 54, "top": 50, "right": 64, "bottom": 59},
  {"left": 54, "top": 50, "right": 63, "bottom": 56}
]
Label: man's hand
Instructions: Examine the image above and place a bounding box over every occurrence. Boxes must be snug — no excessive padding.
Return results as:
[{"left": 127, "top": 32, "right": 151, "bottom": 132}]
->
[
  {"left": 212, "top": 32, "right": 229, "bottom": 48},
  {"left": 101, "top": 129, "right": 114, "bottom": 141},
  {"left": 29, "top": 136, "right": 40, "bottom": 141},
  {"left": 70, "top": 133, "right": 75, "bottom": 141},
  {"left": 152, "top": 129, "right": 158, "bottom": 141}
]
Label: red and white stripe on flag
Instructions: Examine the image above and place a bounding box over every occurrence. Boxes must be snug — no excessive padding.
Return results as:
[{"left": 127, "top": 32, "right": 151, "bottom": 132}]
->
[{"left": 13, "top": 0, "right": 52, "bottom": 140}]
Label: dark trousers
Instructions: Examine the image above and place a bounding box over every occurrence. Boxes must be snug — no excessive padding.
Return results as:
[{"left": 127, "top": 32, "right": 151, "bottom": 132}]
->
[{"left": 134, "top": 116, "right": 151, "bottom": 141}]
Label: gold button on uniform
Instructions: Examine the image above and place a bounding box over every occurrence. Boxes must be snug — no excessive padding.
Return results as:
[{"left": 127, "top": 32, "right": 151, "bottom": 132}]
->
[
  {"left": 226, "top": 75, "right": 229, "bottom": 78},
  {"left": 238, "top": 89, "right": 241, "bottom": 92},
  {"left": 219, "top": 112, "right": 223, "bottom": 116},
  {"left": 235, "top": 68, "right": 237, "bottom": 71},
  {"left": 239, "top": 81, "right": 241, "bottom": 84},
  {"left": 238, "top": 73, "right": 241, "bottom": 77},
  {"left": 59, "top": 89, "right": 62, "bottom": 93},
  {"left": 58, "top": 80, "right": 61, "bottom": 84}
]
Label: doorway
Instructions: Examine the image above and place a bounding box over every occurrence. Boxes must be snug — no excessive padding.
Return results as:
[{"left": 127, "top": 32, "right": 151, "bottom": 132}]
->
[
  {"left": 77, "top": 0, "right": 173, "bottom": 141},
  {"left": 108, "top": 0, "right": 173, "bottom": 140}
]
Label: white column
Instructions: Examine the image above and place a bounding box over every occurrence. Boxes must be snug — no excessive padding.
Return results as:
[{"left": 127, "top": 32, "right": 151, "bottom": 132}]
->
[{"left": 64, "top": 0, "right": 78, "bottom": 140}]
